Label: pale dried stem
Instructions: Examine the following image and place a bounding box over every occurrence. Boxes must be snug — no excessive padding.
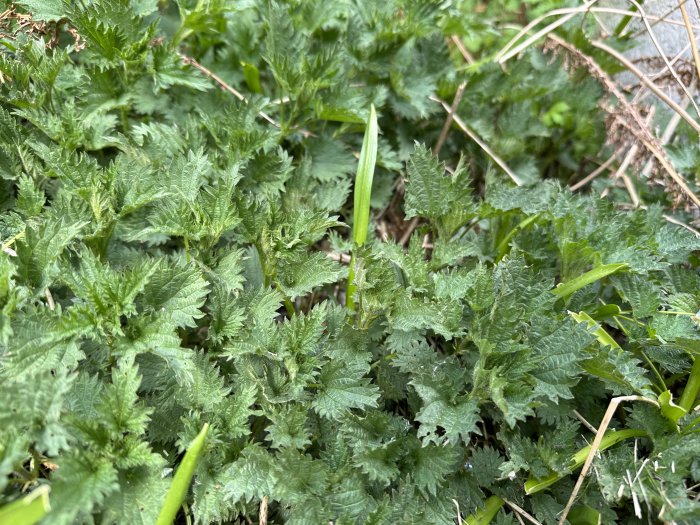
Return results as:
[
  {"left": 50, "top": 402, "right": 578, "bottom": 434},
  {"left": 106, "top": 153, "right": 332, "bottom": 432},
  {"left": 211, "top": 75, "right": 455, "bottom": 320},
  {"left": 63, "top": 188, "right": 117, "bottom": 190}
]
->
[
  {"left": 45, "top": 288, "right": 55, "bottom": 311},
  {"left": 451, "top": 35, "right": 475, "bottom": 64},
  {"left": 325, "top": 251, "right": 351, "bottom": 264},
  {"left": 497, "top": 1, "right": 598, "bottom": 63},
  {"left": 570, "top": 148, "right": 623, "bottom": 191},
  {"left": 548, "top": 34, "right": 700, "bottom": 207},
  {"left": 504, "top": 499, "right": 543, "bottom": 525},
  {"left": 661, "top": 213, "right": 700, "bottom": 236},
  {"left": 558, "top": 396, "right": 660, "bottom": 525},
  {"left": 178, "top": 53, "right": 314, "bottom": 138},
  {"left": 626, "top": 0, "right": 700, "bottom": 118},
  {"left": 641, "top": 98, "right": 687, "bottom": 177},
  {"left": 453, "top": 499, "right": 464, "bottom": 525},
  {"left": 573, "top": 409, "right": 599, "bottom": 433},
  {"left": 259, "top": 495, "right": 268, "bottom": 525},
  {"left": 591, "top": 40, "right": 700, "bottom": 136},
  {"left": 434, "top": 82, "right": 466, "bottom": 156},
  {"left": 400, "top": 82, "right": 468, "bottom": 246},
  {"left": 680, "top": 0, "right": 700, "bottom": 83},
  {"left": 605, "top": 109, "right": 654, "bottom": 207},
  {"left": 430, "top": 96, "right": 523, "bottom": 186}
]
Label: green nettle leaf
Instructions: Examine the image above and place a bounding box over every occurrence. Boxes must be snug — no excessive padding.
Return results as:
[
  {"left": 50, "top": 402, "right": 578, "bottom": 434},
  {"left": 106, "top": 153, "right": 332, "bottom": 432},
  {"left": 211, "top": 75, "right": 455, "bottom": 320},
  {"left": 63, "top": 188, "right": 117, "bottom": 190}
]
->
[
  {"left": 312, "top": 357, "right": 379, "bottom": 419},
  {"left": 2, "top": 0, "right": 700, "bottom": 522},
  {"left": 412, "top": 381, "right": 480, "bottom": 445},
  {"left": 141, "top": 260, "right": 209, "bottom": 328}
]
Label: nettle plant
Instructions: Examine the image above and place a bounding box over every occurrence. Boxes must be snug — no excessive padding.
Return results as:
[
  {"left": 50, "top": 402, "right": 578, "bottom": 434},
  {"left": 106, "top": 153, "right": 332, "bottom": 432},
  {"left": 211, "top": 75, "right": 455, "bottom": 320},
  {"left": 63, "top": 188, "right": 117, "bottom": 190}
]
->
[{"left": 1, "top": 1, "right": 700, "bottom": 524}]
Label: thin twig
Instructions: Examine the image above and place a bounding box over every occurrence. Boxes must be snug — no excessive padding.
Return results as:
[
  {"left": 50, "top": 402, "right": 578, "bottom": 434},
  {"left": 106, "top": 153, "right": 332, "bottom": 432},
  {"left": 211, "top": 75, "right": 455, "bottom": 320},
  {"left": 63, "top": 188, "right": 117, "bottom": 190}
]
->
[
  {"left": 430, "top": 96, "right": 523, "bottom": 186},
  {"left": 680, "top": 0, "right": 700, "bottom": 88},
  {"left": 573, "top": 409, "right": 599, "bottom": 433},
  {"left": 591, "top": 40, "right": 700, "bottom": 136},
  {"left": 504, "top": 500, "right": 543, "bottom": 525},
  {"left": 178, "top": 53, "right": 314, "bottom": 138},
  {"left": 558, "top": 396, "right": 660, "bottom": 525},
  {"left": 626, "top": 0, "right": 700, "bottom": 118},
  {"left": 450, "top": 35, "right": 475, "bottom": 64},
  {"left": 570, "top": 148, "right": 623, "bottom": 191}
]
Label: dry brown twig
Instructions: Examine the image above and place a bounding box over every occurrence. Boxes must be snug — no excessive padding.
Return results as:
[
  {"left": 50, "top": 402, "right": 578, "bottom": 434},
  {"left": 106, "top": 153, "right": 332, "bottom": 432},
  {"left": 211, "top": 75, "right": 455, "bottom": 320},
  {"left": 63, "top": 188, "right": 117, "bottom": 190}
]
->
[
  {"left": 399, "top": 81, "right": 469, "bottom": 246},
  {"left": 546, "top": 34, "right": 700, "bottom": 209},
  {"left": 558, "top": 395, "right": 660, "bottom": 525},
  {"left": 679, "top": 0, "right": 700, "bottom": 82},
  {"left": 505, "top": 500, "right": 543, "bottom": 525},
  {"left": 570, "top": 148, "right": 624, "bottom": 191},
  {"left": 430, "top": 96, "right": 523, "bottom": 186},
  {"left": 178, "top": 53, "right": 314, "bottom": 138}
]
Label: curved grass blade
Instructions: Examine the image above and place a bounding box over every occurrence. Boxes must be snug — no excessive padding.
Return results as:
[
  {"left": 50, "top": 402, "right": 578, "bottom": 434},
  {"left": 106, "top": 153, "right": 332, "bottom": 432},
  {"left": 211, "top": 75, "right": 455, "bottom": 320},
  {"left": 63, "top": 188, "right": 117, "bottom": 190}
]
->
[
  {"left": 551, "top": 263, "right": 628, "bottom": 299},
  {"left": 0, "top": 485, "right": 50, "bottom": 525},
  {"left": 155, "top": 423, "right": 210, "bottom": 525},
  {"left": 347, "top": 105, "right": 378, "bottom": 311},
  {"left": 464, "top": 495, "right": 504, "bottom": 525},
  {"left": 524, "top": 428, "right": 646, "bottom": 495}
]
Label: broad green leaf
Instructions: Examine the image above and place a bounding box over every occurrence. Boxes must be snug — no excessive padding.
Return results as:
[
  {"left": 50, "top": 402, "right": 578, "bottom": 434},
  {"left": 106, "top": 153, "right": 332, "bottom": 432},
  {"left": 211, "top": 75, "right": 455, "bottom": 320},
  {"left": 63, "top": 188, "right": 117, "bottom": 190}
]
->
[{"left": 0, "top": 485, "right": 50, "bottom": 525}]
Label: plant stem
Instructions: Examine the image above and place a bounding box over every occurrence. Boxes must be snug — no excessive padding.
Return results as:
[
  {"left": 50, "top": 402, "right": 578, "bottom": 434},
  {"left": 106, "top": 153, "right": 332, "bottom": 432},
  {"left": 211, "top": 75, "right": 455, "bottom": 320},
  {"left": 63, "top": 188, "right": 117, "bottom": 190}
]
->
[
  {"left": 464, "top": 495, "right": 504, "bottom": 525},
  {"left": 525, "top": 428, "right": 647, "bottom": 494},
  {"left": 679, "top": 358, "right": 700, "bottom": 412}
]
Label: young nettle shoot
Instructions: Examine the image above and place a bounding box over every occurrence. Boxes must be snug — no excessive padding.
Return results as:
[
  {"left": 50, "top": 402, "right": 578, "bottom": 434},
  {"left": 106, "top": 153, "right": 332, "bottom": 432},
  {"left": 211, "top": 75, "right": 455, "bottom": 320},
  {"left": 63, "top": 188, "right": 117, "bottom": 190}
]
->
[{"left": 346, "top": 105, "right": 378, "bottom": 312}]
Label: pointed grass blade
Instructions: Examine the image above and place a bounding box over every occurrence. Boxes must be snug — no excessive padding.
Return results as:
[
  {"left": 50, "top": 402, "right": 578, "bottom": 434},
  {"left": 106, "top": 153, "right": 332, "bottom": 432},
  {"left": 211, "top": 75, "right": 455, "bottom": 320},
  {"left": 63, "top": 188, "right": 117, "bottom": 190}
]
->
[
  {"left": 347, "top": 105, "right": 378, "bottom": 312},
  {"left": 0, "top": 485, "right": 50, "bottom": 525},
  {"left": 155, "top": 423, "right": 210, "bottom": 525}
]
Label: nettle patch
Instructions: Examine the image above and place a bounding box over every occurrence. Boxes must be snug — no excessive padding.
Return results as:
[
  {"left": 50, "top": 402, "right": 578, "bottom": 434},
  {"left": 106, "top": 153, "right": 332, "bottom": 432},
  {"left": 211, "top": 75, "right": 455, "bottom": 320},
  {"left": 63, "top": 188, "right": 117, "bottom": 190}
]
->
[{"left": 1, "top": 1, "right": 700, "bottom": 524}]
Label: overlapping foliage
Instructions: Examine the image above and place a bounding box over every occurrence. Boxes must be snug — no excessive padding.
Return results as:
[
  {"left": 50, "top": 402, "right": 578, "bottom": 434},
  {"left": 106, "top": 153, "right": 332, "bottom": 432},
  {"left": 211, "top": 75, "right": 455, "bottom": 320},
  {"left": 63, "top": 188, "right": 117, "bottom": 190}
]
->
[{"left": 2, "top": 1, "right": 700, "bottom": 524}]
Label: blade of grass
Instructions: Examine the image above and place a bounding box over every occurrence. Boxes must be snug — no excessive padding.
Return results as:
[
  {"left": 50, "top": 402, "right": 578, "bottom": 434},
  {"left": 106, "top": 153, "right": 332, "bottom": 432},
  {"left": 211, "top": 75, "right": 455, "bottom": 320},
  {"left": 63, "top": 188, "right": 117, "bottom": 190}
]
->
[
  {"left": 679, "top": 357, "right": 700, "bottom": 412},
  {"left": 464, "top": 495, "right": 504, "bottom": 525},
  {"left": 525, "top": 428, "right": 647, "bottom": 495},
  {"left": 551, "top": 263, "right": 628, "bottom": 298},
  {"left": 0, "top": 485, "right": 50, "bottom": 525},
  {"left": 155, "top": 423, "right": 210, "bottom": 525},
  {"left": 347, "top": 105, "right": 378, "bottom": 312}
]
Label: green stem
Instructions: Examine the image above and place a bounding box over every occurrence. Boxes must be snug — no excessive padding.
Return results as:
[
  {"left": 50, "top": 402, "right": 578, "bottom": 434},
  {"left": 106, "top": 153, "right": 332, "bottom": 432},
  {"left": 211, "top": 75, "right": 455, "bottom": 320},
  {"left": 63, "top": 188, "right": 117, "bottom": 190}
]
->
[
  {"left": 284, "top": 297, "right": 295, "bottom": 316},
  {"left": 464, "top": 495, "right": 504, "bottom": 525},
  {"left": 679, "top": 358, "right": 700, "bottom": 412},
  {"left": 346, "top": 253, "right": 356, "bottom": 311},
  {"left": 525, "top": 428, "right": 647, "bottom": 495}
]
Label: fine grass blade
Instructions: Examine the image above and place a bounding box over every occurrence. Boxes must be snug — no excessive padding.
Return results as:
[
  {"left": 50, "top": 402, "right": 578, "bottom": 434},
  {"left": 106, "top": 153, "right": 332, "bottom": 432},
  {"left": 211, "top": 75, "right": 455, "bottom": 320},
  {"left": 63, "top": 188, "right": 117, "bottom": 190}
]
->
[
  {"left": 155, "top": 423, "right": 210, "bottom": 525},
  {"left": 347, "top": 105, "right": 378, "bottom": 311},
  {"left": 551, "top": 263, "right": 628, "bottom": 299},
  {"left": 0, "top": 485, "right": 50, "bottom": 525}
]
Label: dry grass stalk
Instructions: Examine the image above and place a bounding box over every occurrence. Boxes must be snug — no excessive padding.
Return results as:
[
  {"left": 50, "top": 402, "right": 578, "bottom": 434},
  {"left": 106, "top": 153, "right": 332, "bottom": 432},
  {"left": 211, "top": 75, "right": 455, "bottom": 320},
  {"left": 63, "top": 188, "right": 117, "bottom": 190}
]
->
[
  {"left": 178, "top": 53, "right": 314, "bottom": 138},
  {"left": 625, "top": 0, "right": 700, "bottom": 118},
  {"left": 558, "top": 395, "right": 660, "bottom": 525},
  {"left": 430, "top": 96, "right": 523, "bottom": 186},
  {"left": 504, "top": 499, "right": 543, "bottom": 525},
  {"left": 259, "top": 495, "right": 268, "bottom": 525},
  {"left": 570, "top": 148, "right": 623, "bottom": 191},
  {"left": 678, "top": 0, "right": 700, "bottom": 83},
  {"left": 547, "top": 34, "right": 700, "bottom": 209}
]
